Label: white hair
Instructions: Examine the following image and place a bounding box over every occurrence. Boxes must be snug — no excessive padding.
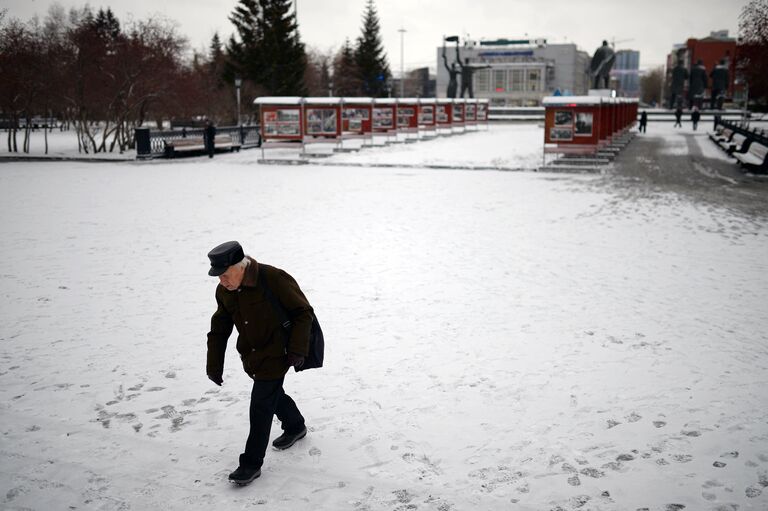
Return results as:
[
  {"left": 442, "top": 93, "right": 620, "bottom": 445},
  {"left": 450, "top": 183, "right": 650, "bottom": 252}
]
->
[{"left": 235, "top": 255, "right": 250, "bottom": 270}]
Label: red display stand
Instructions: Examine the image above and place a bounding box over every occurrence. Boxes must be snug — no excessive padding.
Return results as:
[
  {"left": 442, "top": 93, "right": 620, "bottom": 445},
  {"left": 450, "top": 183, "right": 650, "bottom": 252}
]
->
[
  {"left": 542, "top": 96, "right": 604, "bottom": 156},
  {"left": 254, "top": 96, "right": 305, "bottom": 159},
  {"left": 302, "top": 97, "right": 343, "bottom": 154},
  {"left": 542, "top": 94, "right": 639, "bottom": 163},
  {"left": 418, "top": 98, "right": 437, "bottom": 138},
  {"left": 341, "top": 97, "right": 374, "bottom": 148},
  {"left": 397, "top": 98, "right": 419, "bottom": 141},
  {"left": 373, "top": 98, "right": 398, "bottom": 143},
  {"left": 465, "top": 99, "right": 478, "bottom": 129},
  {"left": 255, "top": 96, "right": 304, "bottom": 142},
  {"left": 303, "top": 98, "right": 342, "bottom": 138},
  {"left": 477, "top": 99, "right": 489, "bottom": 128},
  {"left": 436, "top": 98, "right": 453, "bottom": 135},
  {"left": 452, "top": 99, "right": 466, "bottom": 133}
]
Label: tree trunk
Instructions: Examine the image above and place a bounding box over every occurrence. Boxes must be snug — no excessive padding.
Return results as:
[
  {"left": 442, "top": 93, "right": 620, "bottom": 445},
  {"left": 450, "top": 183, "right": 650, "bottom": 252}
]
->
[
  {"left": 24, "top": 116, "right": 31, "bottom": 153},
  {"left": 44, "top": 112, "right": 49, "bottom": 155}
]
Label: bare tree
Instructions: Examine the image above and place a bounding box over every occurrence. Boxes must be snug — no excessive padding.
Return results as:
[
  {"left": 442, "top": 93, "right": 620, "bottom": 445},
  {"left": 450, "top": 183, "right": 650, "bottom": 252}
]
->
[
  {"left": 640, "top": 66, "right": 664, "bottom": 106},
  {"left": 738, "top": 0, "right": 768, "bottom": 109}
]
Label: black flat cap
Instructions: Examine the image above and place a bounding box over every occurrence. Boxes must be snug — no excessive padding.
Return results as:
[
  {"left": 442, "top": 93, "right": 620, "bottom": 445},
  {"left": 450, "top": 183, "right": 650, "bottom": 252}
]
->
[{"left": 207, "top": 241, "right": 244, "bottom": 276}]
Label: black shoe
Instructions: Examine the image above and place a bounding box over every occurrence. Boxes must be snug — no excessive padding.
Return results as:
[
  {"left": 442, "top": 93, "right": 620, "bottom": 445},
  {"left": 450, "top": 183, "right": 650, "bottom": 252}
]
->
[
  {"left": 228, "top": 466, "right": 261, "bottom": 485},
  {"left": 272, "top": 426, "right": 307, "bottom": 450}
]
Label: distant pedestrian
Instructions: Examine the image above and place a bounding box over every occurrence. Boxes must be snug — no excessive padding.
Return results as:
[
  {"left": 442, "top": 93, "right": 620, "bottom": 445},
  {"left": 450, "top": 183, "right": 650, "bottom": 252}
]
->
[
  {"left": 639, "top": 110, "right": 648, "bottom": 133},
  {"left": 204, "top": 121, "right": 216, "bottom": 158},
  {"left": 691, "top": 107, "right": 701, "bottom": 131},
  {"left": 674, "top": 106, "right": 683, "bottom": 128}
]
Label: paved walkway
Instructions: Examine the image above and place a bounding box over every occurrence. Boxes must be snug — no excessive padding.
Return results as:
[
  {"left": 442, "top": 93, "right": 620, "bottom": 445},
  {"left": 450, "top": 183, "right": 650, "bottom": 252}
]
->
[{"left": 609, "top": 131, "right": 768, "bottom": 219}]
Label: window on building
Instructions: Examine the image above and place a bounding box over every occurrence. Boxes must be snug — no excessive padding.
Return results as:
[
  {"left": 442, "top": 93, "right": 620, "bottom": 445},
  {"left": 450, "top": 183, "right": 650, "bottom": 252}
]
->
[
  {"left": 475, "top": 69, "right": 490, "bottom": 93},
  {"left": 510, "top": 69, "right": 524, "bottom": 91},
  {"left": 528, "top": 70, "right": 540, "bottom": 92},
  {"left": 493, "top": 69, "right": 506, "bottom": 92}
]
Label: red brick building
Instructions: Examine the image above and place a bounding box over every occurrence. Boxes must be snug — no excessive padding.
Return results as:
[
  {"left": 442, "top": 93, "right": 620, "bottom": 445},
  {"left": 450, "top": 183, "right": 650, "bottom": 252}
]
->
[{"left": 665, "top": 30, "right": 743, "bottom": 107}]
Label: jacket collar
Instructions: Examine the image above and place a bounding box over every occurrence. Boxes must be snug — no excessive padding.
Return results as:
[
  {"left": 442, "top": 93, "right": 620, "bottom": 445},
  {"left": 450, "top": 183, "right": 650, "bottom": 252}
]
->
[{"left": 239, "top": 256, "right": 260, "bottom": 288}]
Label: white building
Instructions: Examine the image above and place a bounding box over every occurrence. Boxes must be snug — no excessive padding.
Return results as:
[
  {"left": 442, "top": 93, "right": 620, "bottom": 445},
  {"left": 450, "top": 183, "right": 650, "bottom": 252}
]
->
[{"left": 436, "top": 39, "right": 591, "bottom": 106}]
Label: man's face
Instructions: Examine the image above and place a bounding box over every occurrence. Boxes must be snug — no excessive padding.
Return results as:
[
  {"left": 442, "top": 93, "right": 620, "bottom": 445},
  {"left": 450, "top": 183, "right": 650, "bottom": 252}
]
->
[{"left": 219, "top": 264, "right": 245, "bottom": 291}]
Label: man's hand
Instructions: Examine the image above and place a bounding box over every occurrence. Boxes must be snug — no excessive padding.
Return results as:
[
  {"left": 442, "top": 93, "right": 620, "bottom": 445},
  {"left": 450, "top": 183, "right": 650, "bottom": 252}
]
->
[
  {"left": 208, "top": 372, "right": 223, "bottom": 386},
  {"left": 286, "top": 353, "right": 305, "bottom": 370}
]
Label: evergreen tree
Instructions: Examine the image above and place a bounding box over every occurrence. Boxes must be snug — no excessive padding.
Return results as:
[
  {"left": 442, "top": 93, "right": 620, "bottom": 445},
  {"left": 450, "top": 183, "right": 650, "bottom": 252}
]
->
[
  {"left": 226, "top": 0, "right": 263, "bottom": 88},
  {"left": 208, "top": 32, "right": 226, "bottom": 89},
  {"left": 259, "top": 0, "right": 306, "bottom": 95},
  {"left": 354, "top": 0, "right": 390, "bottom": 97},
  {"left": 333, "top": 38, "right": 361, "bottom": 96},
  {"left": 226, "top": 0, "right": 307, "bottom": 95},
  {"left": 94, "top": 8, "right": 120, "bottom": 40}
]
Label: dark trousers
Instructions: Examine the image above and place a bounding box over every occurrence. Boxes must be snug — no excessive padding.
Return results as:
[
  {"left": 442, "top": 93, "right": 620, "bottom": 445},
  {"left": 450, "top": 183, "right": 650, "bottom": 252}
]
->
[{"left": 240, "top": 377, "right": 304, "bottom": 469}]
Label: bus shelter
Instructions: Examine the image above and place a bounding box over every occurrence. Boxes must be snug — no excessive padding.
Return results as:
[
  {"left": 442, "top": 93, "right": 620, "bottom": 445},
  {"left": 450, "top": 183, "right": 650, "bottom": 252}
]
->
[
  {"left": 436, "top": 98, "right": 453, "bottom": 136},
  {"left": 372, "top": 98, "right": 398, "bottom": 144},
  {"left": 418, "top": 98, "right": 437, "bottom": 139},
  {"left": 254, "top": 96, "right": 304, "bottom": 159},
  {"left": 397, "top": 99, "right": 419, "bottom": 142},
  {"left": 341, "top": 97, "right": 374, "bottom": 150}
]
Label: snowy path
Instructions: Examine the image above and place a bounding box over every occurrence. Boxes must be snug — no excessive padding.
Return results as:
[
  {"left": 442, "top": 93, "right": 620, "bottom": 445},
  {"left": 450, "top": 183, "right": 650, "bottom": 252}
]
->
[{"left": 1, "top": 134, "right": 768, "bottom": 510}]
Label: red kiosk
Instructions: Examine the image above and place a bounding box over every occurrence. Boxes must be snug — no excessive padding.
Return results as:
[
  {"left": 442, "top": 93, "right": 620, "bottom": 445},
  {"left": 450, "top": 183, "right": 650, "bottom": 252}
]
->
[
  {"left": 373, "top": 98, "right": 398, "bottom": 144},
  {"left": 341, "top": 97, "right": 374, "bottom": 149},
  {"left": 254, "top": 96, "right": 304, "bottom": 159},
  {"left": 418, "top": 98, "right": 437, "bottom": 139},
  {"left": 397, "top": 98, "right": 419, "bottom": 142},
  {"left": 436, "top": 98, "right": 453, "bottom": 136}
]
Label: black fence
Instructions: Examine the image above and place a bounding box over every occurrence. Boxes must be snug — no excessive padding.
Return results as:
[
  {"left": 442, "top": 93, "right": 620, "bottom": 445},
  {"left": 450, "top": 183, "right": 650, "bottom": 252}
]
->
[{"left": 135, "top": 125, "right": 261, "bottom": 158}]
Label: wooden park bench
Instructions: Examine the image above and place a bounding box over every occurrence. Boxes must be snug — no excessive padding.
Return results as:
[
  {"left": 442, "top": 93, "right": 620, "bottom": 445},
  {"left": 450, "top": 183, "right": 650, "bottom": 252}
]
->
[
  {"left": 213, "top": 134, "right": 242, "bottom": 152},
  {"left": 164, "top": 133, "right": 241, "bottom": 158},
  {"left": 733, "top": 141, "right": 768, "bottom": 173},
  {"left": 709, "top": 127, "right": 733, "bottom": 146},
  {"left": 164, "top": 136, "right": 206, "bottom": 157},
  {"left": 720, "top": 133, "right": 747, "bottom": 155}
]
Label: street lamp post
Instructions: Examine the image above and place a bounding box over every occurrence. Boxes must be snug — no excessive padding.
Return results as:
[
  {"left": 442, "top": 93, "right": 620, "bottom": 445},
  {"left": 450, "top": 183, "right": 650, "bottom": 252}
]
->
[
  {"left": 235, "top": 76, "right": 242, "bottom": 127},
  {"left": 398, "top": 28, "right": 406, "bottom": 97}
]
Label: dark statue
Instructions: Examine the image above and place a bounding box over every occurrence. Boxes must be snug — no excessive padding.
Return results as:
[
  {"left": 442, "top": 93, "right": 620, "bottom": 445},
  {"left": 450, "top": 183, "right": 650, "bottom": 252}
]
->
[
  {"left": 670, "top": 59, "right": 688, "bottom": 108},
  {"left": 710, "top": 59, "right": 729, "bottom": 110},
  {"left": 590, "top": 40, "right": 615, "bottom": 89},
  {"left": 442, "top": 45, "right": 460, "bottom": 99},
  {"left": 689, "top": 59, "right": 708, "bottom": 108},
  {"left": 456, "top": 46, "right": 491, "bottom": 98}
]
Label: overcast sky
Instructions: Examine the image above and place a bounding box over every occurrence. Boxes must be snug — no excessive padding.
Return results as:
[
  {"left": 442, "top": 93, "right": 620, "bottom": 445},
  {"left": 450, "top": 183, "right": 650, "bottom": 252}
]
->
[{"left": 5, "top": 0, "right": 748, "bottom": 72}]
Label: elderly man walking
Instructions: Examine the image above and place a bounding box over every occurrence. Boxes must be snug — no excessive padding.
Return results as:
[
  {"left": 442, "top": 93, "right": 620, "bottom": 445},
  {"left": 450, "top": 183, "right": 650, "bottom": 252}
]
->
[{"left": 206, "top": 241, "right": 314, "bottom": 485}]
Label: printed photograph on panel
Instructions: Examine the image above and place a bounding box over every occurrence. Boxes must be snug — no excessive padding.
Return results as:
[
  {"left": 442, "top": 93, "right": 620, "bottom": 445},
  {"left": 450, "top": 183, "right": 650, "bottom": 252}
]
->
[
  {"left": 277, "top": 109, "right": 300, "bottom": 122},
  {"left": 554, "top": 110, "right": 573, "bottom": 126},
  {"left": 550, "top": 128, "right": 573, "bottom": 141},
  {"left": 575, "top": 112, "right": 593, "bottom": 136}
]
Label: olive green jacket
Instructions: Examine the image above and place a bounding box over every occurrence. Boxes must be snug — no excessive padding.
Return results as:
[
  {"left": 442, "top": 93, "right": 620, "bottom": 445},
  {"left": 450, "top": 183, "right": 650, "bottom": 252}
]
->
[{"left": 206, "top": 257, "right": 313, "bottom": 380}]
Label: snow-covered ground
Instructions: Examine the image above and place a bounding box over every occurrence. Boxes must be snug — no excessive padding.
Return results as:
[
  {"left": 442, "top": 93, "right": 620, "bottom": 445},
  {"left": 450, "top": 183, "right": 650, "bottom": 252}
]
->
[{"left": 1, "top": 123, "right": 767, "bottom": 511}]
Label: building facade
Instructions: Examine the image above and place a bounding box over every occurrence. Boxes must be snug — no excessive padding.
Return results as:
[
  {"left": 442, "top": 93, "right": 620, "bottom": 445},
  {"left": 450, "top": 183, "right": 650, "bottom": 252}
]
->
[
  {"left": 611, "top": 50, "right": 640, "bottom": 97},
  {"left": 664, "top": 30, "right": 741, "bottom": 107},
  {"left": 435, "top": 39, "right": 591, "bottom": 106}
]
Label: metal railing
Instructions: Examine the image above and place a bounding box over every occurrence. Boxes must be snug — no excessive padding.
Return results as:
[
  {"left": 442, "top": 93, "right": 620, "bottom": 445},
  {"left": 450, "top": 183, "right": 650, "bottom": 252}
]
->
[{"left": 136, "top": 125, "right": 261, "bottom": 158}]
